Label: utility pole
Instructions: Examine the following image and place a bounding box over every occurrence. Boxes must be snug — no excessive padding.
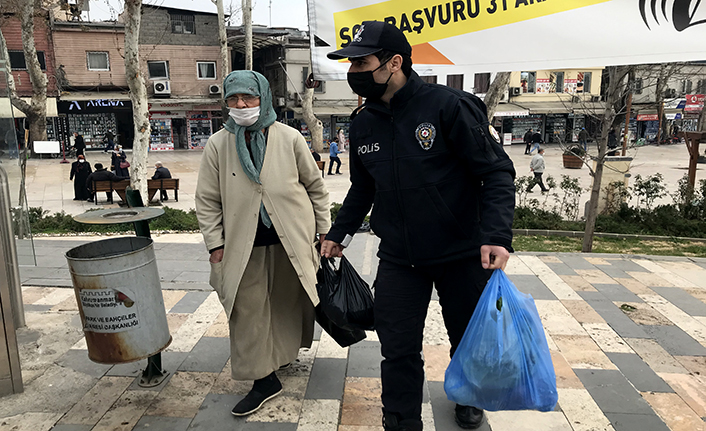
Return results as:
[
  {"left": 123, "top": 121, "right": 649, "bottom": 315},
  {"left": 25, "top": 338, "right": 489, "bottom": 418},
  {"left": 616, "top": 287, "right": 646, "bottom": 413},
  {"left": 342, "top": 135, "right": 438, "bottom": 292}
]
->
[{"left": 243, "top": 0, "right": 253, "bottom": 70}]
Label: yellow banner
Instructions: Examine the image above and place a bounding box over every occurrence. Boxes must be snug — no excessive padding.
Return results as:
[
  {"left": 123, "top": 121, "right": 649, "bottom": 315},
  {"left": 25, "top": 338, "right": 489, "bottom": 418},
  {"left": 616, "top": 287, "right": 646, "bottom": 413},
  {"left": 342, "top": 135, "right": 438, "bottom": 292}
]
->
[{"left": 334, "top": 0, "right": 610, "bottom": 50}]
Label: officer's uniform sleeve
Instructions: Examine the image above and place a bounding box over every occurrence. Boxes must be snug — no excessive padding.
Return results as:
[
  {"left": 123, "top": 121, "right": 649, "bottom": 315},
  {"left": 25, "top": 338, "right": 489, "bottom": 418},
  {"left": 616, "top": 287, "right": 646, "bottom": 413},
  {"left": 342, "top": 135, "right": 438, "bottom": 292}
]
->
[
  {"left": 445, "top": 97, "right": 516, "bottom": 252},
  {"left": 325, "top": 126, "right": 375, "bottom": 247}
]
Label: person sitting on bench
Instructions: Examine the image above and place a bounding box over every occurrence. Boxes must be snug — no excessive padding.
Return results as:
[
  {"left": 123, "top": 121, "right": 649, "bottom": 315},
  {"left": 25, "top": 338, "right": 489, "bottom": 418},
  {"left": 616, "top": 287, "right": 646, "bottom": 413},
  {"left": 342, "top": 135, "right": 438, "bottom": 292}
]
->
[
  {"left": 85, "top": 163, "right": 128, "bottom": 203},
  {"left": 152, "top": 161, "right": 173, "bottom": 201}
]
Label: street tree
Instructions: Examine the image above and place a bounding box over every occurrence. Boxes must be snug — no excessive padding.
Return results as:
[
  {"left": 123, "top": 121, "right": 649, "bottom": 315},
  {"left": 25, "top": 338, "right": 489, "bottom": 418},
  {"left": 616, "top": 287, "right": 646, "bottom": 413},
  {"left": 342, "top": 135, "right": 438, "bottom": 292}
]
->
[
  {"left": 123, "top": 0, "right": 150, "bottom": 199},
  {"left": 582, "top": 65, "right": 632, "bottom": 252},
  {"left": 485, "top": 72, "right": 511, "bottom": 120},
  {"left": 214, "top": 0, "right": 230, "bottom": 117},
  {"left": 302, "top": 73, "right": 324, "bottom": 153}
]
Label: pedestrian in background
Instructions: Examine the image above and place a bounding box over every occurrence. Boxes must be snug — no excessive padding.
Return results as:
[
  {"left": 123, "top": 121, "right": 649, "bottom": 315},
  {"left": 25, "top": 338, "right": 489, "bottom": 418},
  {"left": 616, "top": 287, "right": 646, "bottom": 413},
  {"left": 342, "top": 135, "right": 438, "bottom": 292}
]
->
[
  {"left": 578, "top": 127, "right": 589, "bottom": 151},
  {"left": 111, "top": 145, "right": 129, "bottom": 178},
  {"left": 195, "top": 70, "right": 330, "bottom": 418},
  {"left": 322, "top": 21, "right": 515, "bottom": 431},
  {"left": 328, "top": 136, "right": 342, "bottom": 175},
  {"left": 151, "top": 161, "right": 172, "bottom": 201},
  {"left": 529, "top": 129, "right": 543, "bottom": 155},
  {"left": 69, "top": 154, "right": 92, "bottom": 200},
  {"left": 523, "top": 128, "right": 533, "bottom": 155},
  {"left": 103, "top": 129, "right": 115, "bottom": 152},
  {"left": 527, "top": 148, "right": 549, "bottom": 193},
  {"left": 73, "top": 132, "right": 85, "bottom": 156}
]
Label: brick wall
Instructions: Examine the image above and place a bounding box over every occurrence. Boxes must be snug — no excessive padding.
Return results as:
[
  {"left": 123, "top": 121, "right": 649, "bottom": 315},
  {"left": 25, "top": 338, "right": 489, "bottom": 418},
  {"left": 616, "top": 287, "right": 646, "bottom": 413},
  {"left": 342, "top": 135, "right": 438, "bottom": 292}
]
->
[
  {"left": 53, "top": 27, "right": 128, "bottom": 88},
  {"left": 142, "top": 45, "right": 222, "bottom": 97},
  {"left": 139, "top": 7, "right": 219, "bottom": 47},
  {"left": 1, "top": 15, "right": 58, "bottom": 96}
]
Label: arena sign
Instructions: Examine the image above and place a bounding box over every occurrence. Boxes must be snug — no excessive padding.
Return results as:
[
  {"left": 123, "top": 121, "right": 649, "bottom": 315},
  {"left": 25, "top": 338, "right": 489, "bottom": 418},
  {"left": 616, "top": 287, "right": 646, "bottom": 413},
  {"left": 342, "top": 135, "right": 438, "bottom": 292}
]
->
[{"left": 307, "top": 0, "right": 706, "bottom": 80}]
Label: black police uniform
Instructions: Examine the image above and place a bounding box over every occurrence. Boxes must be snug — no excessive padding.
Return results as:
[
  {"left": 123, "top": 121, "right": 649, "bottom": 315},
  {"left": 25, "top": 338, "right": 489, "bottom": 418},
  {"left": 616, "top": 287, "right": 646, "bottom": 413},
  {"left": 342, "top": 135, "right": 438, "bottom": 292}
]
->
[{"left": 326, "top": 71, "right": 515, "bottom": 421}]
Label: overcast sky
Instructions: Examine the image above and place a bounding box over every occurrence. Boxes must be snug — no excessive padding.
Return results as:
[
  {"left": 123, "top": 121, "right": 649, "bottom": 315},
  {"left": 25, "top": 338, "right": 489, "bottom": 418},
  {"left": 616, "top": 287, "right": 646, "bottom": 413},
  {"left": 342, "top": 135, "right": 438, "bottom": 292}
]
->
[{"left": 84, "top": 0, "right": 310, "bottom": 29}]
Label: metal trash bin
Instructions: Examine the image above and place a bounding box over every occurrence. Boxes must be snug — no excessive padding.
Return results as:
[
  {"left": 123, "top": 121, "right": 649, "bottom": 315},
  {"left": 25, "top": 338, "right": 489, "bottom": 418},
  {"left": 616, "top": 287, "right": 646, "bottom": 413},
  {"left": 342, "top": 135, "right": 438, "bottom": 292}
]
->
[{"left": 66, "top": 237, "right": 171, "bottom": 364}]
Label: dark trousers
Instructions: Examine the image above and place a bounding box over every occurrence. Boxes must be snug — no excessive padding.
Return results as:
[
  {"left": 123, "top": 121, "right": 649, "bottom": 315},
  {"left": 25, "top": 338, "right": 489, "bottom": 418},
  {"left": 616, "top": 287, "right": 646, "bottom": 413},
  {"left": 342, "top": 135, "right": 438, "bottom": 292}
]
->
[
  {"left": 160, "top": 190, "right": 169, "bottom": 200},
  {"left": 328, "top": 156, "right": 341, "bottom": 174},
  {"left": 527, "top": 172, "right": 548, "bottom": 192},
  {"left": 524, "top": 142, "right": 532, "bottom": 154},
  {"left": 375, "top": 257, "right": 492, "bottom": 421}
]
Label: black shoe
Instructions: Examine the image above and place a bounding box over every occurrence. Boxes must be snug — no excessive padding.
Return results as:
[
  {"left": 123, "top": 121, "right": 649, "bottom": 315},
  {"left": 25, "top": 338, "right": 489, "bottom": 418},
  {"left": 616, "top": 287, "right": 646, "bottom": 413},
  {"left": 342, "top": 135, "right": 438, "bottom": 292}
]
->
[
  {"left": 231, "top": 373, "right": 283, "bottom": 416},
  {"left": 327, "top": 172, "right": 332, "bottom": 176},
  {"left": 455, "top": 405, "right": 484, "bottom": 429},
  {"left": 335, "top": 172, "right": 342, "bottom": 175},
  {"left": 382, "top": 411, "right": 422, "bottom": 431}
]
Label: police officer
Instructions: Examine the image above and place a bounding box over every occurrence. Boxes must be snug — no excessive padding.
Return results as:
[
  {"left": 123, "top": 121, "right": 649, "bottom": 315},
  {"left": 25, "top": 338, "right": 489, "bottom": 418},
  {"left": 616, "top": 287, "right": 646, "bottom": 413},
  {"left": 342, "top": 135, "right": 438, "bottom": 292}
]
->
[{"left": 321, "top": 21, "right": 515, "bottom": 431}]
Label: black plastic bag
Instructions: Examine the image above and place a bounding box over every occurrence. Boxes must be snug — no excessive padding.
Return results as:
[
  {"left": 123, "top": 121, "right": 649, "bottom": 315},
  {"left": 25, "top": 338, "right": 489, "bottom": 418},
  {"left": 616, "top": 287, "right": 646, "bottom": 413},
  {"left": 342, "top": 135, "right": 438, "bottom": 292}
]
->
[
  {"left": 317, "top": 255, "right": 375, "bottom": 331},
  {"left": 315, "top": 304, "right": 366, "bottom": 348}
]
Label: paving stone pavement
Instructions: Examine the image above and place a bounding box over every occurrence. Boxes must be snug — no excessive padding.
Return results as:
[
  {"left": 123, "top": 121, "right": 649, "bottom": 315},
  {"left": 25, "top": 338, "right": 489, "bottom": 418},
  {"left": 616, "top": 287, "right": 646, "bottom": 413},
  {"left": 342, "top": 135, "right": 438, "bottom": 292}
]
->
[{"left": 4, "top": 234, "right": 706, "bottom": 431}]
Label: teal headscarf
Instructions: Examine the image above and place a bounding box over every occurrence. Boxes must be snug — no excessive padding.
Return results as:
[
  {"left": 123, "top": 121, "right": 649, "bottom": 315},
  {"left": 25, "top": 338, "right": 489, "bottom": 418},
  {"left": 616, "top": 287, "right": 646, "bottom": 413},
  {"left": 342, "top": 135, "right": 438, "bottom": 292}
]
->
[{"left": 223, "top": 70, "right": 277, "bottom": 228}]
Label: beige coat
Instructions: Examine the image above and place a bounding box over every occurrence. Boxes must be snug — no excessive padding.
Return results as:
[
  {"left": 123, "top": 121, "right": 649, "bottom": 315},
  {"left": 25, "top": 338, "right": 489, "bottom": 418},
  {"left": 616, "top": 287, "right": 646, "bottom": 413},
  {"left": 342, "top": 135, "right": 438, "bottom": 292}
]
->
[{"left": 195, "top": 122, "right": 331, "bottom": 318}]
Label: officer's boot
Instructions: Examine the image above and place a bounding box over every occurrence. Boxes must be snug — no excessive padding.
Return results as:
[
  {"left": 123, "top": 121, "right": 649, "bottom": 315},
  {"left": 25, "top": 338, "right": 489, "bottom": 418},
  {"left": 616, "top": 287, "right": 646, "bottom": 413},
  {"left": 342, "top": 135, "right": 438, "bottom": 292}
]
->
[{"left": 382, "top": 410, "right": 423, "bottom": 431}]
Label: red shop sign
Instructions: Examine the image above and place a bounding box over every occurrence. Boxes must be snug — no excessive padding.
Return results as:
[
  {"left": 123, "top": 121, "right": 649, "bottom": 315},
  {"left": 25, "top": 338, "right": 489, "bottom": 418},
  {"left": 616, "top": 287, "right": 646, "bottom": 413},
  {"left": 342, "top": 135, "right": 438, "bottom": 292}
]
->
[
  {"left": 685, "top": 94, "right": 705, "bottom": 112},
  {"left": 637, "top": 114, "right": 659, "bottom": 121}
]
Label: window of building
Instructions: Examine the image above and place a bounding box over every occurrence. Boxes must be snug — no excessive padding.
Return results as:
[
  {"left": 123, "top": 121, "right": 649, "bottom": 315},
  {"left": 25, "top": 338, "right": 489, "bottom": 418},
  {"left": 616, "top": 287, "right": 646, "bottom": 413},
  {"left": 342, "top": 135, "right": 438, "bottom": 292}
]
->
[
  {"left": 420, "top": 75, "right": 437, "bottom": 84},
  {"left": 171, "top": 13, "right": 195, "bottom": 34},
  {"left": 147, "top": 61, "right": 169, "bottom": 79},
  {"left": 86, "top": 52, "right": 109, "bottom": 71},
  {"left": 197, "top": 62, "right": 216, "bottom": 79},
  {"left": 551, "top": 72, "right": 564, "bottom": 93},
  {"left": 447, "top": 74, "right": 464, "bottom": 90},
  {"left": 696, "top": 79, "right": 706, "bottom": 95},
  {"left": 681, "top": 79, "right": 693, "bottom": 95},
  {"left": 474, "top": 73, "right": 491, "bottom": 93},
  {"left": 520, "top": 71, "right": 536, "bottom": 93},
  {"left": 8, "top": 50, "right": 46, "bottom": 70},
  {"left": 634, "top": 78, "right": 643, "bottom": 94},
  {"left": 578, "top": 72, "right": 592, "bottom": 93}
]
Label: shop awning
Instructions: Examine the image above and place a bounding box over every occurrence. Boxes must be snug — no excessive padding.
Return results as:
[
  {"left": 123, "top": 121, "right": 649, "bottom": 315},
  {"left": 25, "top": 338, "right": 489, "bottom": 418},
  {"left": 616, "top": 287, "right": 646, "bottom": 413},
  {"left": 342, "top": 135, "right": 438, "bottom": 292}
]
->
[
  {"left": 0, "top": 97, "right": 58, "bottom": 118},
  {"left": 61, "top": 91, "right": 131, "bottom": 101},
  {"left": 292, "top": 106, "right": 358, "bottom": 116},
  {"left": 493, "top": 103, "right": 529, "bottom": 117},
  {"left": 517, "top": 101, "right": 606, "bottom": 115}
]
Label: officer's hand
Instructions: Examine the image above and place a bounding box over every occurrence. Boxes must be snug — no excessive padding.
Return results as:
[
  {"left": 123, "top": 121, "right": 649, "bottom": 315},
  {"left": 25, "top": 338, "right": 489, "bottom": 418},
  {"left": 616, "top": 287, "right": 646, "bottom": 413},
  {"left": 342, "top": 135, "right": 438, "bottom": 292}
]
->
[
  {"left": 210, "top": 248, "right": 224, "bottom": 264},
  {"left": 481, "top": 245, "right": 510, "bottom": 270},
  {"left": 321, "top": 240, "right": 344, "bottom": 258}
]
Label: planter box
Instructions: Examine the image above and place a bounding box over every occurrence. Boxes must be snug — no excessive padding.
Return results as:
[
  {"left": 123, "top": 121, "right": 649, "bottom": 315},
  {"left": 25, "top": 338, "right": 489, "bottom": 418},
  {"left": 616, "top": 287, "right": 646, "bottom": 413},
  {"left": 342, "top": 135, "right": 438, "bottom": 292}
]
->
[{"left": 563, "top": 153, "right": 584, "bottom": 169}]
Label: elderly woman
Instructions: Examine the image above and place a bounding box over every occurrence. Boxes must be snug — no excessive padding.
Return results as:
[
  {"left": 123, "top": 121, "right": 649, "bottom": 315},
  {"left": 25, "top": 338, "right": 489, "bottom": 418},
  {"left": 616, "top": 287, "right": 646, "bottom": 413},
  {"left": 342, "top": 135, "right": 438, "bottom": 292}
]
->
[{"left": 195, "top": 70, "right": 330, "bottom": 416}]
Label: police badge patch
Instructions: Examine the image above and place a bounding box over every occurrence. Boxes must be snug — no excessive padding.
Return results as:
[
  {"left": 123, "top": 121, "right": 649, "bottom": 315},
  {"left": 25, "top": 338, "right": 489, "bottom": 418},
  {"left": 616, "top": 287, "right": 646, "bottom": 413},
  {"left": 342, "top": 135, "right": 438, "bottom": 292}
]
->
[
  {"left": 415, "top": 123, "right": 437, "bottom": 151},
  {"left": 488, "top": 125, "right": 501, "bottom": 144}
]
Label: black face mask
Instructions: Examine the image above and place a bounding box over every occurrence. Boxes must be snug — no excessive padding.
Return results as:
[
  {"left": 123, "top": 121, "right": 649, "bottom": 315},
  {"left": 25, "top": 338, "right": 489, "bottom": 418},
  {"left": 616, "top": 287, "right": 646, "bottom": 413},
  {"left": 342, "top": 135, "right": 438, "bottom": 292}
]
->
[{"left": 347, "top": 59, "right": 393, "bottom": 100}]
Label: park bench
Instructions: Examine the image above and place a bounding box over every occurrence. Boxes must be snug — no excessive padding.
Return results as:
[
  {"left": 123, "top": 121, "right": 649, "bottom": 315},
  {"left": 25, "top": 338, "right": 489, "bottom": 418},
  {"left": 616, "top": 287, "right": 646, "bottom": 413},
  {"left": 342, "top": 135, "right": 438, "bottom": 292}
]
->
[
  {"left": 91, "top": 178, "right": 179, "bottom": 204},
  {"left": 91, "top": 180, "right": 130, "bottom": 205},
  {"left": 147, "top": 178, "right": 179, "bottom": 202},
  {"left": 316, "top": 161, "right": 326, "bottom": 177}
]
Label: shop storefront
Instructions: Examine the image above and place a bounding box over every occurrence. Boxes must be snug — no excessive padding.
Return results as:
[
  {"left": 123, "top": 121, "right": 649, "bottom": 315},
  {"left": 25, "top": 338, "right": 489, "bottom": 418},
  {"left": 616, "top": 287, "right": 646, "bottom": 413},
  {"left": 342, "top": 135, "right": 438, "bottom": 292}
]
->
[
  {"left": 148, "top": 101, "right": 224, "bottom": 150},
  {"left": 58, "top": 96, "right": 133, "bottom": 149},
  {"left": 502, "top": 114, "right": 543, "bottom": 143},
  {"left": 545, "top": 114, "right": 568, "bottom": 143},
  {"left": 286, "top": 108, "right": 355, "bottom": 150}
]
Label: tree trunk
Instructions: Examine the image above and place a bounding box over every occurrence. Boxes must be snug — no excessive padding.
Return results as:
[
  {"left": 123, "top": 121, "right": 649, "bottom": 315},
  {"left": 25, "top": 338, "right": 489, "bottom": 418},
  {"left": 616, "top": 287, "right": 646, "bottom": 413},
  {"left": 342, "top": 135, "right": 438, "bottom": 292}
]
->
[
  {"left": 582, "top": 66, "right": 628, "bottom": 253},
  {"left": 699, "top": 107, "right": 706, "bottom": 132},
  {"left": 484, "top": 72, "right": 511, "bottom": 120},
  {"left": 655, "top": 65, "right": 666, "bottom": 143},
  {"left": 123, "top": 0, "right": 150, "bottom": 200},
  {"left": 242, "top": 0, "right": 252, "bottom": 70},
  {"left": 216, "top": 0, "right": 230, "bottom": 117},
  {"left": 301, "top": 87, "right": 323, "bottom": 153},
  {"left": 19, "top": 0, "right": 48, "bottom": 148}
]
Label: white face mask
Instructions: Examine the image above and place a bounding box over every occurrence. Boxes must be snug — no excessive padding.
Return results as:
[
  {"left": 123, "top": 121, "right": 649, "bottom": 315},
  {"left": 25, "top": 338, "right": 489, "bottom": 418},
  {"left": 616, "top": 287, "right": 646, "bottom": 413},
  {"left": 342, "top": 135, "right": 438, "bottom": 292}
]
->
[
  {"left": 79, "top": 159, "right": 85, "bottom": 163},
  {"left": 229, "top": 106, "right": 260, "bottom": 127}
]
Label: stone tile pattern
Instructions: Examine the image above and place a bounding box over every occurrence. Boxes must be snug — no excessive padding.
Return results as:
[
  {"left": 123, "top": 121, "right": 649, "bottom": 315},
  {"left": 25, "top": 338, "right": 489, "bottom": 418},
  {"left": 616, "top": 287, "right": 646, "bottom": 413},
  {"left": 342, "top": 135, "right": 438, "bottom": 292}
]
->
[{"left": 8, "top": 246, "right": 706, "bottom": 431}]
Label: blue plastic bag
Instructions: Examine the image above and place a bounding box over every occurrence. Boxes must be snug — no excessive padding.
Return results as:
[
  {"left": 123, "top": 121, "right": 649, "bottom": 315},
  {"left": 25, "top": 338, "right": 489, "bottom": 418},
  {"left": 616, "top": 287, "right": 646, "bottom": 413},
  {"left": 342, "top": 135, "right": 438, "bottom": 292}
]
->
[{"left": 444, "top": 269, "right": 558, "bottom": 412}]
